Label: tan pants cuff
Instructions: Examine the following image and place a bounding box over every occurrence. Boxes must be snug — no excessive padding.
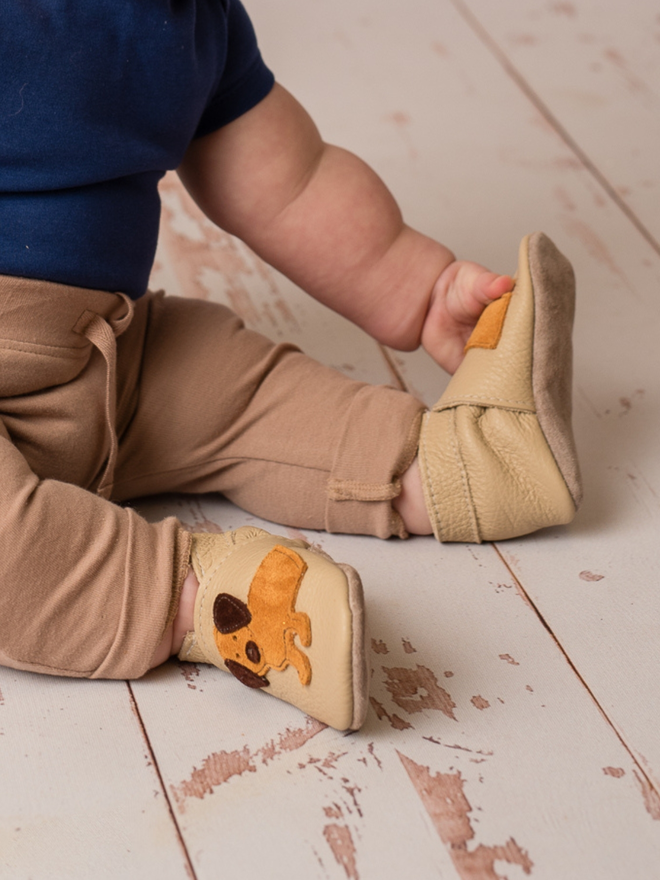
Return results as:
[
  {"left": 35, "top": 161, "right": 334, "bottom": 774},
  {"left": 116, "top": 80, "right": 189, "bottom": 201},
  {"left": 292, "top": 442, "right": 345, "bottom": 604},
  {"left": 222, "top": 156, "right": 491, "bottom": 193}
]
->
[
  {"left": 92, "top": 524, "right": 193, "bottom": 680},
  {"left": 324, "top": 387, "right": 424, "bottom": 539}
]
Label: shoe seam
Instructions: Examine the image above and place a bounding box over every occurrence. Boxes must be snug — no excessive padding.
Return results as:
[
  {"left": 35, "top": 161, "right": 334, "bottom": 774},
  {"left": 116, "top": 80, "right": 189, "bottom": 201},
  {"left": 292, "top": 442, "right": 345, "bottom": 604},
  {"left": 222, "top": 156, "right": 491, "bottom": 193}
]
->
[
  {"left": 419, "top": 412, "right": 443, "bottom": 540},
  {"left": 449, "top": 408, "right": 481, "bottom": 543},
  {"left": 434, "top": 395, "right": 535, "bottom": 409}
]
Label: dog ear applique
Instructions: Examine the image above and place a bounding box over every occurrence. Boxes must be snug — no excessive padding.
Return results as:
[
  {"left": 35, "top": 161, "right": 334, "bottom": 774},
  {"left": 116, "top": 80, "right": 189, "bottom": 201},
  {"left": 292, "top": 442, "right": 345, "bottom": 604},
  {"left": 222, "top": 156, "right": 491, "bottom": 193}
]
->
[{"left": 213, "top": 593, "right": 252, "bottom": 634}]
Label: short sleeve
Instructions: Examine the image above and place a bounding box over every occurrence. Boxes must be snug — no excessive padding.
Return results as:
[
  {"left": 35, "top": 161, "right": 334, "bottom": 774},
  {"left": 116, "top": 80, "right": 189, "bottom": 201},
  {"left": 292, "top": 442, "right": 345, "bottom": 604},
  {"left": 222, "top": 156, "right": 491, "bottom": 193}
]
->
[{"left": 195, "top": 0, "right": 275, "bottom": 138}]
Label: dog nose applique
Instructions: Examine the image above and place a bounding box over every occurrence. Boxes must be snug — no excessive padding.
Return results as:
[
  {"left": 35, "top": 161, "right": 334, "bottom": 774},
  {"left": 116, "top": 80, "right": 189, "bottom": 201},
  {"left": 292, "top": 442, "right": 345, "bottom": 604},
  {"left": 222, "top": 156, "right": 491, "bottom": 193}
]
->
[{"left": 212, "top": 544, "right": 313, "bottom": 687}]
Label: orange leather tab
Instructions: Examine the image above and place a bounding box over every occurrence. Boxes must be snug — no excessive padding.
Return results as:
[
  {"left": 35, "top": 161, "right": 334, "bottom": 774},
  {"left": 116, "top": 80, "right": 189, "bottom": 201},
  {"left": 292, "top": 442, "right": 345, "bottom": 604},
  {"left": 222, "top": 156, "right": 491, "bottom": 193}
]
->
[{"left": 464, "top": 291, "right": 512, "bottom": 353}]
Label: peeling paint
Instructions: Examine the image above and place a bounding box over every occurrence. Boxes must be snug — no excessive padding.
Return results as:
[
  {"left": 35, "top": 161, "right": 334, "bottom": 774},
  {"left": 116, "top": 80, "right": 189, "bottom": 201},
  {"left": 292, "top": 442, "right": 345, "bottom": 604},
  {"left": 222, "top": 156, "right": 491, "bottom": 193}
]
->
[
  {"left": 171, "top": 717, "right": 325, "bottom": 810},
  {"left": 177, "top": 661, "right": 201, "bottom": 690},
  {"left": 323, "top": 823, "right": 360, "bottom": 880},
  {"left": 579, "top": 571, "right": 605, "bottom": 582},
  {"left": 499, "top": 654, "right": 520, "bottom": 666},
  {"left": 157, "top": 173, "right": 299, "bottom": 332},
  {"left": 324, "top": 804, "right": 344, "bottom": 820},
  {"left": 367, "top": 742, "right": 383, "bottom": 770},
  {"left": 634, "top": 770, "right": 660, "bottom": 820},
  {"left": 382, "top": 665, "right": 457, "bottom": 720},
  {"left": 424, "top": 736, "right": 493, "bottom": 758},
  {"left": 402, "top": 639, "right": 417, "bottom": 654},
  {"left": 386, "top": 110, "right": 411, "bottom": 128},
  {"left": 550, "top": 1, "right": 576, "bottom": 17},
  {"left": 603, "top": 767, "right": 625, "bottom": 778},
  {"left": 398, "top": 752, "right": 533, "bottom": 878},
  {"left": 371, "top": 639, "right": 389, "bottom": 655},
  {"left": 617, "top": 389, "right": 644, "bottom": 417},
  {"left": 471, "top": 696, "right": 490, "bottom": 711},
  {"left": 299, "top": 751, "right": 350, "bottom": 777},
  {"left": 369, "top": 696, "right": 413, "bottom": 731},
  {"left": 343, "top": 782, "right": 363, "bottom": 818}
]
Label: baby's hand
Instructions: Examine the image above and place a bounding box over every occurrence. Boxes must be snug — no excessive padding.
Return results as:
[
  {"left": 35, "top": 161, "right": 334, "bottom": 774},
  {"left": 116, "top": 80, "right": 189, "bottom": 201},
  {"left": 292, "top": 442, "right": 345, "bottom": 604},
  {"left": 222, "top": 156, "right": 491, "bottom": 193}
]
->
[{"left": 421, "top": 261, "right": 514, "bottom": 374}]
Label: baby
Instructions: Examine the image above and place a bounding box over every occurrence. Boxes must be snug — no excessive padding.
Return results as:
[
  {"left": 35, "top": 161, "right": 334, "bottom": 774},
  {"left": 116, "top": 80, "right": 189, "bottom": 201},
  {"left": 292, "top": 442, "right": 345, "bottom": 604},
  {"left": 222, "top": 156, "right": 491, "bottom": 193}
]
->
[{"left": 0, "top": 1, "right": 580, "bottom": 731}]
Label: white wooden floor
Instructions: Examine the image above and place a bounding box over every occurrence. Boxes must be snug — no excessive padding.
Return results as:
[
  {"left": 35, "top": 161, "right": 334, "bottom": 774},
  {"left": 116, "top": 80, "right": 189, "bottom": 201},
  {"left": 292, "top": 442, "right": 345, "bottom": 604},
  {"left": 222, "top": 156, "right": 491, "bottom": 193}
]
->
[{"left": 2, "top": 2, "right": 660, "bottom": 878}]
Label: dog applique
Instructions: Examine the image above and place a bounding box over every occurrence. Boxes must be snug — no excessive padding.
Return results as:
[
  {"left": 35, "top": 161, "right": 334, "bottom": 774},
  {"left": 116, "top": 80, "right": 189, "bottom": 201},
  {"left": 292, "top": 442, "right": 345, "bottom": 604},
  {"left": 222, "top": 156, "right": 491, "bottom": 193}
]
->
[{"left": 212, "top": 544, "right": 312, "bottom": 689}]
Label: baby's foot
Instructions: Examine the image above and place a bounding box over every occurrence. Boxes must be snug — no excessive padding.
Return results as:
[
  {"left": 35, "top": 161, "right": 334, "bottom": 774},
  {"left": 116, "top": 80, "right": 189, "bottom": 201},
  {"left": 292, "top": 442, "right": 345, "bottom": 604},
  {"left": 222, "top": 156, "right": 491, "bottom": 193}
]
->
[{"left": 422, "top": 260, "right": 514, "bottom": 374}]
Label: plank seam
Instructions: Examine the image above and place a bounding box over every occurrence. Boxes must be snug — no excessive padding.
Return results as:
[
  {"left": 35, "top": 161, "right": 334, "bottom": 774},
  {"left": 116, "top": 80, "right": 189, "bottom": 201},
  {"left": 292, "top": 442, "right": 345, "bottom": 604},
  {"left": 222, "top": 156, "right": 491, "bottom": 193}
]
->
[
  {"left": 450, "top": 0, "right": 660, "bottom": 259},
  {"left": 126, "top": 681, "right": 198, "bottom": 880},
  {"left": 491, "top": 543, "right": 660, "bottom": 805}
]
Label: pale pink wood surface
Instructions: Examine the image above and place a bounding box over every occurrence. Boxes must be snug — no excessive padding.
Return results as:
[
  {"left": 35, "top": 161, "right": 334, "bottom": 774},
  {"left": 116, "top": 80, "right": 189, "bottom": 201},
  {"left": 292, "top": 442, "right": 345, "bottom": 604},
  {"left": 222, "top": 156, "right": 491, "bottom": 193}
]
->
[{"left": 2, "top": 2, "right": 659, "bottom": 878}]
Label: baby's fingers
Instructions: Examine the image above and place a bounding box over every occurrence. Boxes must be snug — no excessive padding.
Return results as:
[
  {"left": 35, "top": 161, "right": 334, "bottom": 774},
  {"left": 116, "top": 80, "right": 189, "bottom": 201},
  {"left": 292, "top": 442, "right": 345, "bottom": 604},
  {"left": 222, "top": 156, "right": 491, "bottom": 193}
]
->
[{"left": 477, "top": 272, "right": 515, "bottom": 306}]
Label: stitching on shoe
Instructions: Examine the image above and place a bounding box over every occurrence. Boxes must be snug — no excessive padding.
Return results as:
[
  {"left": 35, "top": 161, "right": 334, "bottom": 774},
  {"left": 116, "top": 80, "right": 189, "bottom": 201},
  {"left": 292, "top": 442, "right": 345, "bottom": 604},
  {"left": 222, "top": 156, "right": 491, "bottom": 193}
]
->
[
  {"left": 193, "top": 545, "right": 215, "bottom": 658},
  {"left": 449, "top": 408, "right": 480, "bottom": 543},
  {"left": 419, "top": 412, "right": 443, "bottom": 539}
]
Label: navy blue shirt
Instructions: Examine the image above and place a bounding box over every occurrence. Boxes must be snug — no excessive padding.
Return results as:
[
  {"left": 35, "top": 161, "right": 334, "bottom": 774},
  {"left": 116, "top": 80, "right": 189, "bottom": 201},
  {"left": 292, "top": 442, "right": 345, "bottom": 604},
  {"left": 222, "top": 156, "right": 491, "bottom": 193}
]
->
[{"left": 0, "top": 0, "right": 274, "bottom": 297}]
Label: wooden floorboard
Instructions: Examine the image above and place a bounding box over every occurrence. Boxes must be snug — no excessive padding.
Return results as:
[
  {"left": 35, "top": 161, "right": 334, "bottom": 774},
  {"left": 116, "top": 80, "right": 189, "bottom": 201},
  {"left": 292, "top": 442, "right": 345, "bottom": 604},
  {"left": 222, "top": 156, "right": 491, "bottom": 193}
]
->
[{"left": 3, "top": 1, "right": 660, "bottom": 878}]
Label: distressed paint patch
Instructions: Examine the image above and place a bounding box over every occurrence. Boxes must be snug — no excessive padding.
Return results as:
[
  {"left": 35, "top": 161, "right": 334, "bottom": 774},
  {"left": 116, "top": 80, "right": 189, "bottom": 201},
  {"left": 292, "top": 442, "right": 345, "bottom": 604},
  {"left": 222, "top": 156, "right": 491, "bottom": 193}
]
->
[
  {"left": 398, "top": 752, "right": 533, "bottom": 879},
  {"left": 471, "top": 696, "right": 490, "bottom": 711},
  {"left": 634, "top": 770, "right": 660, "bottom": 820},
  {"left": 603, "top": 767, "right": 625, "bottom": 778},
  {"left": 371, "top": 639, "right": 389, "bottom": 655},
  {"left": 171, "top": 717, "right": 325, "bottom": 810},
  {"left": 424, "top": 736, "right": 494, "bottom": 758},
  {"left": 178, "top": 661, "right": 200, "bottom": 690},
  {"left": 579, "top": 571, "right": 605, "bottom": 582},
  {"left": 323, "top": 823, "right": 360, "bottom": 880},
  {"left": 499, "top": 654, "right": 520, "bottom": 666},
  {"left": 369, "top": 696, "right": 414, "bottom": 731},
  {"left": 158, "top": 173, "right": 299, "bottom": 331},
  {"left": 298, "top": 751, "right": 349, "bottom": 777},
  {"left": 402, "top": 639, "right": 417, "bottom": 654},
  {"left": 367, "top": 742, "right": 383, "bottom": 770},
  {"left": 382, "top": 665, "right": 457, "bottom": 720}
]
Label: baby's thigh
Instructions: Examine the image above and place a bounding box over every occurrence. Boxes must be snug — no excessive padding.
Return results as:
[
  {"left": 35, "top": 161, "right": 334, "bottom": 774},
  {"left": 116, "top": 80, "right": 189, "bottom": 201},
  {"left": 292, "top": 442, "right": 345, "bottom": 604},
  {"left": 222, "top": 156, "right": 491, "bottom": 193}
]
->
[
  {"left": 113, "top": 293, "right": 310, "bottom": 498},
  {"left": 0, "top": 285, "right": 127, "bottom": 490}
]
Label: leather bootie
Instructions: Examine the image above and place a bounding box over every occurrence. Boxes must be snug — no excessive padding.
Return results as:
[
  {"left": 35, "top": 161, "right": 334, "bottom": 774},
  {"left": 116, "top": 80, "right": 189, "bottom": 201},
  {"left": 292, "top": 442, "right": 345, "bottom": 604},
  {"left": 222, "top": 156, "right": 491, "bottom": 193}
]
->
[
  {"left": 178, "top": 527, "right": 368, "bottom": 730},
  {"left": 418, "top": 232, "right": 582, "bottom": 542}
]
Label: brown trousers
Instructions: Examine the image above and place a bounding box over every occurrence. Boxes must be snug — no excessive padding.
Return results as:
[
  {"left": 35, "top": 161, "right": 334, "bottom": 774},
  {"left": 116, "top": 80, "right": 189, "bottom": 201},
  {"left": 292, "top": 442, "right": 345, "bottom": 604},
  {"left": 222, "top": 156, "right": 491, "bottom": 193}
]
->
[{"left": 0, "top": 275, "right": 424, "bottom": 680}]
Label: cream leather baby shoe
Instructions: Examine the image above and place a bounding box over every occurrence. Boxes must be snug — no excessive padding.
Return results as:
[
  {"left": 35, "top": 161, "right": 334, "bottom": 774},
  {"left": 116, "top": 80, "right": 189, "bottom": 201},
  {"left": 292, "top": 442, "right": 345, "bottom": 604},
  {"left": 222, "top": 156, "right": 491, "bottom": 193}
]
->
[
  {"left": 178, "top": 526, "right": 368, "bottom": 730},
  {"left": 418, "top": 232, "right": 582, "bottom": 543}
]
